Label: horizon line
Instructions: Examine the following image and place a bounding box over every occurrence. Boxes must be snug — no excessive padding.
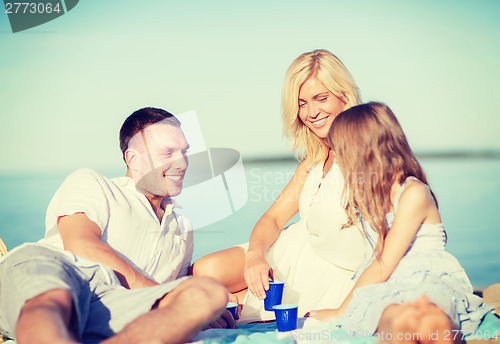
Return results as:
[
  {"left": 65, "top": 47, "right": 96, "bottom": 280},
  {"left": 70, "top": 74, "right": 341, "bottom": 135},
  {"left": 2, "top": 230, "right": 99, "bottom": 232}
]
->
[
  {"left": 1, "top": 149, "right": 499, "bottom": 176},
  {"left": 243, "top": 149, "right": 500, "bottom": 164}
]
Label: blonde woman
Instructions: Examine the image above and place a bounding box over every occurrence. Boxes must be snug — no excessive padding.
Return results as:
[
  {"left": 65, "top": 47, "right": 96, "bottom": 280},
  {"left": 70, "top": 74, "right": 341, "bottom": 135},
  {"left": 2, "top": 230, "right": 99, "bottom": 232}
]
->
[{"left": 193, "top": 49, "right": 365, "bottom": 323}]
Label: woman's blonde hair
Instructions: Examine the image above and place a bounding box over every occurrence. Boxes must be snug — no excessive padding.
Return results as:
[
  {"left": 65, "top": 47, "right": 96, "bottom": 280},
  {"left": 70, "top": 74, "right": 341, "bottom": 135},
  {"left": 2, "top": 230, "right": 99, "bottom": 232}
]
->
[
  {"left": 327, "top": 102, "right": 436, "bottom": 257},
  {"left": 282, "top": 49, "right": 361, "bottom": 168}
]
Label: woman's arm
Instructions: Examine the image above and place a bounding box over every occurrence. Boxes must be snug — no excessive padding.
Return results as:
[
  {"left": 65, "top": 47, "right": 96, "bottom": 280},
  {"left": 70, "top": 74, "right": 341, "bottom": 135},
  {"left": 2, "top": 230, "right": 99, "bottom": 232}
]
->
[
  {"left": 58, "top": 213, "right": 158, "bottom": 289},
  {"left": 244, "top": 161, "right": 309, "bottom": 299},
  {"left": 309, "top": 180, "right": 436, "bottom": 320}
]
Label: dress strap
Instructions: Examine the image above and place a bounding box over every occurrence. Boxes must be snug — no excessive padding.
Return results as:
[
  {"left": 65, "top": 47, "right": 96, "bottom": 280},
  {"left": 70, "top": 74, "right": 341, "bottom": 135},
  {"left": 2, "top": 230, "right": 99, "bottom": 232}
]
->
[{"left": 393, "top": 176, "right": 420, "bottom": 210}]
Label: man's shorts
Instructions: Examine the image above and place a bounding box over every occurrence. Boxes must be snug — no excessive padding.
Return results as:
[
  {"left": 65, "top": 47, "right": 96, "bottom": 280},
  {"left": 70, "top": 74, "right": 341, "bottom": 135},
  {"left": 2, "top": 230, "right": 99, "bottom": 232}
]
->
[{"left": 0, "top": 243, "right": 187, "bottom": 343}]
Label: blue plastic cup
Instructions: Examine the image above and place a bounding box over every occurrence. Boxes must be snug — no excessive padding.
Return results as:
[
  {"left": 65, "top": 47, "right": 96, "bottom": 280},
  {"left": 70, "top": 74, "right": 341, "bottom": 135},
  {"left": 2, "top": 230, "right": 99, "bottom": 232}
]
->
[
  {"left": 273, "top": 304, "right": 298, "bottom": 332},
  {"left": 264, "top": 280, "right": 284, "bottom": 311},
  {"left": 226, "top": 302, "right": 238, "bottom": 320}
]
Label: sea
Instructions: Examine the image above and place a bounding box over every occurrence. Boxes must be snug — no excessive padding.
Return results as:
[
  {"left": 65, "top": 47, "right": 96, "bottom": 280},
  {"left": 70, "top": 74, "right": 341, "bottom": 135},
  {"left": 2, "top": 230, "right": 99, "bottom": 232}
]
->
[{"left": 1, "top": 157, "right": 499, "bottom": 289}]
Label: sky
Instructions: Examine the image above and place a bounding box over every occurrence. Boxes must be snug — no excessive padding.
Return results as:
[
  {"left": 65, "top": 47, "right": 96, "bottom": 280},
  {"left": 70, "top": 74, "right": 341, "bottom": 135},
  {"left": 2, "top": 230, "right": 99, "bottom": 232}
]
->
[{"left": 1, "top": 0, "right": 499, "bottom": 174}]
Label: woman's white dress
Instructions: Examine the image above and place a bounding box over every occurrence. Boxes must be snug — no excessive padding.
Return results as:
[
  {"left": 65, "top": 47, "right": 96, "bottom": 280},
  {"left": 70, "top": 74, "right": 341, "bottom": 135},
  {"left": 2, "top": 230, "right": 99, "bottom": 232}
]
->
[{"left": 239, "top": 162, "right": 365, "bottom": 324}]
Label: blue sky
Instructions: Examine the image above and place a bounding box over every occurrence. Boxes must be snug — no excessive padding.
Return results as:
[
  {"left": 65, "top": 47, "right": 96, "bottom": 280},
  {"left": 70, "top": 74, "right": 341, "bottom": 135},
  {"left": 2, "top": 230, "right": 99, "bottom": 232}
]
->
[{"left": 1, "top": 0, "right": 499, "bottom": 173}]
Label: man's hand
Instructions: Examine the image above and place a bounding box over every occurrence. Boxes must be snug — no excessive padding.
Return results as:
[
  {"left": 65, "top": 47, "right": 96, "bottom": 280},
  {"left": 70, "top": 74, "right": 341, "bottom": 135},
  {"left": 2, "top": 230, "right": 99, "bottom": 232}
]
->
[
  {"left": 203, "top": 309, "right": 236, "bottom": 329},
  {"left": 203, "top": 292, "right": 241, "bottom": 329}
]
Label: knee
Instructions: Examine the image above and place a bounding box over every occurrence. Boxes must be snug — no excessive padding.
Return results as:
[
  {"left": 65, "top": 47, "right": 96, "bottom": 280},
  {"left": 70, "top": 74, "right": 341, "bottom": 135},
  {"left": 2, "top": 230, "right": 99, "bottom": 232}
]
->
[
  {"left": 16, "top": 289, "right": 74, "bottom": 343},
  {"left": 22, "top": 288, "right": 73, "bottom": 315},
  {"left": 421, "top": 307, "right": 452, "bottom": 331},
  {"left": 191, "top": 277, "right": 229, "bottom": 308},
  {"left": 178, "top": 277, "right": 228, "bottom": 314},
  {"left": 191, "top": 254, "right": 221, "bottom": 279}
]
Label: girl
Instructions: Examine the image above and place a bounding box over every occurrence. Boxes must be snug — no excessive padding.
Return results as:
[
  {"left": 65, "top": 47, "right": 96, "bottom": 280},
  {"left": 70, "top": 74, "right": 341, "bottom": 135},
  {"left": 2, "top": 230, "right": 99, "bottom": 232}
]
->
[{"left": 308, "top": 102, "right": 494, "bottom": 341}]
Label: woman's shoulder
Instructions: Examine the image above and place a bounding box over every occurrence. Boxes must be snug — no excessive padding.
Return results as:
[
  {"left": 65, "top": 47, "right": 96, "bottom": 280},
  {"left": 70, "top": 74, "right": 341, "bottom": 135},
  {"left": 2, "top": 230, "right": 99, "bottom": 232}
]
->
[{"left": 296, "top": 159, "right": 317, "bottom": 175}]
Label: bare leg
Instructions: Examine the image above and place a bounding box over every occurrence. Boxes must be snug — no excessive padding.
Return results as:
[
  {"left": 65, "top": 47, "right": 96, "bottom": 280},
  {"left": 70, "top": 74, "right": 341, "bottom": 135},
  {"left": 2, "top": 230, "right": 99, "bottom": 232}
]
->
[
  {"left": 377, "top": 295, "right": 458, "bottom": 344},
  {"left": 234, "top": 288, "right": 248, "bottom": 305},
  {"left": 16, "top": 277, "right": 228, "bottom": 344},
  {"left": 16, "top": 288, "right": 78, "bottom": 344},
  {"left": 192, "top": 247, "right": 247, "bottom": 294},
  {"left": 103, "top": 276, "right": 228, "bottom": 344}
]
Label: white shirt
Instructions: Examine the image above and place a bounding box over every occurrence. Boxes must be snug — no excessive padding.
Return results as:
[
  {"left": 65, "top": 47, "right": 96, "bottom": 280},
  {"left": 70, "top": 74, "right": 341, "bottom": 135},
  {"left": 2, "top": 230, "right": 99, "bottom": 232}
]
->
[{"left": 39, "top": 168, "right": 193, "bottom": 283}]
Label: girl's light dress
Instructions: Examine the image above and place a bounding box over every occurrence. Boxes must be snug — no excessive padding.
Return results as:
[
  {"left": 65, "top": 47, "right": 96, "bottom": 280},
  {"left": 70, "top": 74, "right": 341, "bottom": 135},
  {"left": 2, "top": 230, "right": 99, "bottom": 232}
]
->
[
  {"left": 239, "top": 163, "right": 365, "bottom": 324},
  {"left": 329, "top": 177, "right": 494, "bottom": 334}
]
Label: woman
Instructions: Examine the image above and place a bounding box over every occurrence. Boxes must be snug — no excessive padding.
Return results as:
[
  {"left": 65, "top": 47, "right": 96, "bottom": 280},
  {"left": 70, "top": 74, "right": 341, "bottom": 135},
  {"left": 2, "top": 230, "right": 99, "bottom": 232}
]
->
[{"left": 193, "top": 49, "right": 365, "bottom": 323}]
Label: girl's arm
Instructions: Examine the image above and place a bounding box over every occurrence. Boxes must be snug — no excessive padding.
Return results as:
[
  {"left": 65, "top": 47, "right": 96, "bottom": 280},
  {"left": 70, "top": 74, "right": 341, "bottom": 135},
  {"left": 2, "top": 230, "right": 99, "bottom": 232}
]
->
[
  {"left": 309, "top": 180, "right": 436, "bottom": 320},
  {"left": 245, "top": 161, "right": 309, "bottom": 300}
]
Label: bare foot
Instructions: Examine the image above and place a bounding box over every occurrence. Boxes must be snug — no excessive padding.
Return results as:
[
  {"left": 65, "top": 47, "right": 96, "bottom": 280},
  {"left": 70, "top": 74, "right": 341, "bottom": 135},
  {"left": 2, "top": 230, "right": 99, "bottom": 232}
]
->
[{"left": 307, "top": 308, "right": 342, "bottom": 322}]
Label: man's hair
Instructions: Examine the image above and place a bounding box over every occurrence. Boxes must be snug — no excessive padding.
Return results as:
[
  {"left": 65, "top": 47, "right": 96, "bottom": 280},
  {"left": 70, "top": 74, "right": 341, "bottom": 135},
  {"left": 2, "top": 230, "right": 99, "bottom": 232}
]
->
[{"left": 119, "top": 107, "right": 181, "bottom": 162}]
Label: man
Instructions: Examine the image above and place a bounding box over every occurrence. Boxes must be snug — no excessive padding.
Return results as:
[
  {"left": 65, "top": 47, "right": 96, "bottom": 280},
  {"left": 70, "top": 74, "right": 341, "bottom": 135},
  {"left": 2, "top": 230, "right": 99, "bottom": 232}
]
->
[{"left": 0, "top": 107, "right": 233, "bottom": 344}]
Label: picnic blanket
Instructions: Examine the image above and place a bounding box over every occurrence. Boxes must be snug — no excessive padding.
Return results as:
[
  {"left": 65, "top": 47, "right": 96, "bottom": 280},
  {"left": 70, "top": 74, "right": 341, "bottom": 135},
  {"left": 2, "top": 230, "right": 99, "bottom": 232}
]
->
[
  {"left": 1, "top": 286, "right": 499, "bottom": 344},
  {"left": 192, "top": 284, "right": 500, "bottom": 344}
]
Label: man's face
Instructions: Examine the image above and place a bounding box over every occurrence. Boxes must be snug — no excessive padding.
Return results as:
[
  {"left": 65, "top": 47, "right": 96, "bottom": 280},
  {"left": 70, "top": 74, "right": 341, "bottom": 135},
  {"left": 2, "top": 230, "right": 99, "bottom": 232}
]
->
[{"left": 129, "top": 122, "right": 189, "bottom": 198}]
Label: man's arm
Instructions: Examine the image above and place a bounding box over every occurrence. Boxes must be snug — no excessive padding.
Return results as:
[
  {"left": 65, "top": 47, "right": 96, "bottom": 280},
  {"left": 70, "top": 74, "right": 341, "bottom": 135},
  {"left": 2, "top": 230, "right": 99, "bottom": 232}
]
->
[{"left": 58, "top": 212, "right": 158, "bottom": 289}]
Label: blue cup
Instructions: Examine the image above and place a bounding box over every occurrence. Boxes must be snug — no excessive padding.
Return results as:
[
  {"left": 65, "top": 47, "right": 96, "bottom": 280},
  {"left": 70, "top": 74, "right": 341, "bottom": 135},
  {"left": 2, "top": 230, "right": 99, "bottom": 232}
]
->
[
  {"left": 273, "top": 304, "right": 298, "bottom": 332},
  {"left": 264, "top": 280, "right": 284, "bottom": 311},
  {"left": 226, "top": 302, "right": 238, "bottom": 320}
]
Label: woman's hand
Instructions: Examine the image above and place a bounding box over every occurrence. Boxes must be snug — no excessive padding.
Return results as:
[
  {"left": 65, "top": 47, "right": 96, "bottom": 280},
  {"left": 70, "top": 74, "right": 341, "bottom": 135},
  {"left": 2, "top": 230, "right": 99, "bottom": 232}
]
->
[
  {"left": 244, "top": 250, "right": 276, "bottom": 300},
  {"left": 243, "top": 162, "right": 307, "bottom": 300},
  {"left": 305, "top": 308, "right": 342, "bottom": 322}
]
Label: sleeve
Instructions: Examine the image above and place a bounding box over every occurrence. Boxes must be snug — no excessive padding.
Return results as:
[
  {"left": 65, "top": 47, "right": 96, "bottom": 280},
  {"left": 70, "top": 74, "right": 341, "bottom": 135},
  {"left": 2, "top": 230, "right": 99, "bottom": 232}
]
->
[
  {"left": 44, "top": 168, "right": 111, "bottom": 240},
  {"left": 177, "top": 216, "right": 194, "bottom": 278}
]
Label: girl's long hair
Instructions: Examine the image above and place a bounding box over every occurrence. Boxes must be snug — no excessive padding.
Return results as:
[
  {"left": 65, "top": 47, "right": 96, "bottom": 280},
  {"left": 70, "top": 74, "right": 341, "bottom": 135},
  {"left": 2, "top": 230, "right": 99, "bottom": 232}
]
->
[{"left": 327, "top": 102, "right": 436, "bottom": 257}]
